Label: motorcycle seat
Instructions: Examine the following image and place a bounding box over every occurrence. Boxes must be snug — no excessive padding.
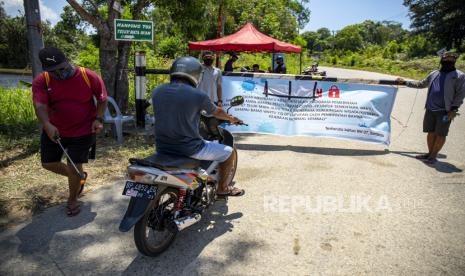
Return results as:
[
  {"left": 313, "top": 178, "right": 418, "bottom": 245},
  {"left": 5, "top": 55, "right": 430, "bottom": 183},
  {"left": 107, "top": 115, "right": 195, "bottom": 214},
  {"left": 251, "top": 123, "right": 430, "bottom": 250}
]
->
[{"left": 129, "top": 152, "right": 201, "bottom": 170}]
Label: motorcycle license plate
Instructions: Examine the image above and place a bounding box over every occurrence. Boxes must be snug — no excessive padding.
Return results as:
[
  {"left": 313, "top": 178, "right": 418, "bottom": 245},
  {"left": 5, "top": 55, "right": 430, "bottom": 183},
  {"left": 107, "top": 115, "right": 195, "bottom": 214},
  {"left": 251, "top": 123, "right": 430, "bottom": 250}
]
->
[{"left": 122, "top": 181, "right": 158, "bottom": 200}]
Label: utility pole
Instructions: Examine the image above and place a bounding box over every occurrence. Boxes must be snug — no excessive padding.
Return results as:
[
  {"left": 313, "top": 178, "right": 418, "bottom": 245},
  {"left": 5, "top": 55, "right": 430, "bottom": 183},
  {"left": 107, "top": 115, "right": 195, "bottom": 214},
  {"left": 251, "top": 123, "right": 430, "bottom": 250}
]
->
[
  {"left": 215, "top": 0, "right": 224, "bottom": 68},
  {"left": 24, "top": 0, "right": 44, "bottom": 78}
]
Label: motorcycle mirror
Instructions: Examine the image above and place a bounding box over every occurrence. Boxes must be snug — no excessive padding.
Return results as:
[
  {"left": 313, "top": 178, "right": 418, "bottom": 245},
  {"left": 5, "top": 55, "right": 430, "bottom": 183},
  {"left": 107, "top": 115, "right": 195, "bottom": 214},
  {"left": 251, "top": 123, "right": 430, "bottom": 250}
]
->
[{"left": 230, "top": 96, "right": 244, "bottom": 107}]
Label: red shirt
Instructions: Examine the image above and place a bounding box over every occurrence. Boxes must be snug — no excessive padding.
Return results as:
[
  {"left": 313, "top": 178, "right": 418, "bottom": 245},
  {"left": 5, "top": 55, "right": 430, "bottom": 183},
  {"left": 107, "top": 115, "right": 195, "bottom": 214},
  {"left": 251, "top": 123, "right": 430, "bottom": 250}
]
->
[{"left": 32, "top": 67, "right": 108, "bottom": 137}]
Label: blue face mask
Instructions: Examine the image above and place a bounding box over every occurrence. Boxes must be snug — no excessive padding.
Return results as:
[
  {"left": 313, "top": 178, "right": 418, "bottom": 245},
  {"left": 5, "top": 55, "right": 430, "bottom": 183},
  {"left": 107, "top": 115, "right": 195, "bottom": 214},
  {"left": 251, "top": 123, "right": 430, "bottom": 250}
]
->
[{"left": 50, "top": 64, "right": 74, "bottom": 80}]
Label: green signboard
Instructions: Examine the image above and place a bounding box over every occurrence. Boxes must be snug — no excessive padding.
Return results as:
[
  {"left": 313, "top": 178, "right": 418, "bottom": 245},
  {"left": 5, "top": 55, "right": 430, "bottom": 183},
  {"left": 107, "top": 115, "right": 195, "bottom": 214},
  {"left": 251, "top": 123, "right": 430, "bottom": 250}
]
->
[{"left": 114, "top": 19, "right": 153, "bottom": 42}]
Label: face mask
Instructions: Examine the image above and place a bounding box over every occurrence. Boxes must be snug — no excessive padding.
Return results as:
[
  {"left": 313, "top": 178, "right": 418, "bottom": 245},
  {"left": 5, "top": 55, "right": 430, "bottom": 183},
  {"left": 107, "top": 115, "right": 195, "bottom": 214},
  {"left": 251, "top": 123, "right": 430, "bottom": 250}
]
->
[
  {"left": 204, "top": 59, "right": 214, "bottom": 66},
  {"left": 440, "top": 60, "right": 456, "bottom": 72},
  {"left": 50, "top": 64, "right": 74, "bottom": 80}
]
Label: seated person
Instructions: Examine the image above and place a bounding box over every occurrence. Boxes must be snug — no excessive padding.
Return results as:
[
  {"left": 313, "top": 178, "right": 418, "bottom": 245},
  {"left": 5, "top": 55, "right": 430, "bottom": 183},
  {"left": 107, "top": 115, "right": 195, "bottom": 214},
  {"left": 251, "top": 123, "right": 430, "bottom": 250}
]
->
[
  {"left": 152, "top": 56, "right": 245, "bottom": 197},
  {"left": 252, "top": 64, "right": 265, "bottom": 73}
]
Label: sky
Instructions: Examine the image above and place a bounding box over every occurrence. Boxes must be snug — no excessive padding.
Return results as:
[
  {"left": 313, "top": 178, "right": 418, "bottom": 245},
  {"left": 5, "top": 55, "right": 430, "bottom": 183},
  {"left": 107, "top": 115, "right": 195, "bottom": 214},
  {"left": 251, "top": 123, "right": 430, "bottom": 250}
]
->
[
  {"left": 303, "top": 0, "right": 411, "bottom": 31},
  {"left": 4, "top": 0, "right": 412, "bottom": 31}
]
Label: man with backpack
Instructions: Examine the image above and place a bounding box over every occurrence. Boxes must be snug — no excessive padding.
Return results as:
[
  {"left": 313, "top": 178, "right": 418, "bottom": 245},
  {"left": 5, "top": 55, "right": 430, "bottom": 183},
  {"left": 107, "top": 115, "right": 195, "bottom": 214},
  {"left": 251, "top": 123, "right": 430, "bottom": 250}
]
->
[{"left": 32, "top": 47, "right": 108, "bottom": 217}]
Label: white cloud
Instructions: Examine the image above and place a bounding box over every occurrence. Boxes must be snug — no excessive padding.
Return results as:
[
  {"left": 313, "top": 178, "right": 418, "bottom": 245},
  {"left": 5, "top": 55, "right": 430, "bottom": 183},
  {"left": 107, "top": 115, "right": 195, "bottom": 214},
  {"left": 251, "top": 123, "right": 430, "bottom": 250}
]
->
[
  {"left": 3, "top": 0, "right": 60, "bottom": 25},
  {"left": 39, "top": 0, "right": 60, "bottom": 24},
  {"left": 3, "top": 0, "right": 23, "bottom": 14}
]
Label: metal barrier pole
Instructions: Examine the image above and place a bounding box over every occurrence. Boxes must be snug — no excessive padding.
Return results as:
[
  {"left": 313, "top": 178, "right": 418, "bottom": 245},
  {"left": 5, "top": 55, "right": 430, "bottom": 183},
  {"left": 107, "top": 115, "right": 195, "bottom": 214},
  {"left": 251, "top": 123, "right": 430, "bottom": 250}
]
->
[{"left": 135, "top": 51, "right": 146, "bottom": 128}]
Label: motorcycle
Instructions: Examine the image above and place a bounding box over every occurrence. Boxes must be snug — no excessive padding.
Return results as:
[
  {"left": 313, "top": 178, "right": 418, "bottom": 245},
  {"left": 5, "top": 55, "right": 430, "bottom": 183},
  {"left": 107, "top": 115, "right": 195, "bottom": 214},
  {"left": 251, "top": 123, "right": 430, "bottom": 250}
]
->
[
  {"left": 118, "top": 96, "right": 246, "bottom": 257},
  {"left": 302, "top": 62, "right": 327, "bottom": 76}
]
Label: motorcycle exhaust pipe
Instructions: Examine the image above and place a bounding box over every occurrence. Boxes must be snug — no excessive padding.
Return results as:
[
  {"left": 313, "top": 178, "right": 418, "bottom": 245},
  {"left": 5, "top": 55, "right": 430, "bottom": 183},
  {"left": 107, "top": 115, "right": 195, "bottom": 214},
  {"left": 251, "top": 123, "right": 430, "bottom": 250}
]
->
[{"left": 174, "top": 213, "right": 201, "bottom": 231}]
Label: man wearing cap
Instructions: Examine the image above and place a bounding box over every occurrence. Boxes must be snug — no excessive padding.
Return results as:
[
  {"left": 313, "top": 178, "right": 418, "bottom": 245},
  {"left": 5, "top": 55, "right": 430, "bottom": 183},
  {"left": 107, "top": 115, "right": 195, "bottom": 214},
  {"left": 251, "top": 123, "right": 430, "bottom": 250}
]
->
[
  {"left": 273, "top": 56, "right": 287, "bottom": 74},
  {"left": 198, "top": 51, "right": 223, "bottom": 107},
  {"left": 397, "top": 51, "right": 465, "bottom": 165},
  {"left": 224, "top": 54, "right": 238, "bottom": 72},
  {"left": 32, "top": 47, "right": 108, "bottom": 216}
]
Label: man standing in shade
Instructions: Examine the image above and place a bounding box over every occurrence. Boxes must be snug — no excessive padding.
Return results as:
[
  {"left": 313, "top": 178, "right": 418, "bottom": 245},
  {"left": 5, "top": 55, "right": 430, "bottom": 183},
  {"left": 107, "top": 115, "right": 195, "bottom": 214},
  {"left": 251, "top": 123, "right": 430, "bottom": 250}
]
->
[
  {"left": 198, "top": 51, "right": 223, "bottom": 107},
  {"left": 398, "top": 51, "right": 465, "bottom": 165}
]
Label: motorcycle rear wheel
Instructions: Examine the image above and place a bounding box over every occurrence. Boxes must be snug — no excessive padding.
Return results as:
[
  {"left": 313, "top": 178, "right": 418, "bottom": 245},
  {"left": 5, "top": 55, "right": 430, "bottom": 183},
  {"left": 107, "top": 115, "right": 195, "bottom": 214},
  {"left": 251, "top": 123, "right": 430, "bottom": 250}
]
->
[{"left": 134, "top": 188, "right": 178, "bottom": 256}]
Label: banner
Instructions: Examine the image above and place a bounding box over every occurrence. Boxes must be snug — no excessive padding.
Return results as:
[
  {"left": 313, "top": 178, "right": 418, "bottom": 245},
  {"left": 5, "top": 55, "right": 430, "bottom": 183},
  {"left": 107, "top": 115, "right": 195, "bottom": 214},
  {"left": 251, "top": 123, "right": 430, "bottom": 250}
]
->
[{"left": 221, "top": 75, "right": 398, "bottom": 145}]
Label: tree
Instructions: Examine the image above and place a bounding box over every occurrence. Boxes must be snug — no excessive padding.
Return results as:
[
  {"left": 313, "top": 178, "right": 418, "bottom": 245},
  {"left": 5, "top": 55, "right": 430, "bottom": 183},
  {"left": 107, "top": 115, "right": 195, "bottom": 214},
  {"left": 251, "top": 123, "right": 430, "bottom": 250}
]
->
[
  {"left": 150, "top": 0, "right": 309, "bottom": 58},
  {"left": 334, "top": 25, "right": 363, "bottom": 51},
  {"left": 52, "top": 6, "right": 90, "bottom": 59},
  {"left": 301, "top": 31, "right": 320, "bottom": 52},
  {"left": 66, "top": 0, "right": 151, "bottom": 112},
  {"left": 224, "top": 0, "right": 310, "bottom": 41},
  {"left": 404, "top": 0, "right": 465, "bottom": 51},
  {"left": 317, "top": 28, "right": 331, "bottom": 40},
  {"left": 0, "top": 2, "right": 57, "bottom": 69},
  {"left": 0, "top": 13, "right": 28, "bottom": 68}
]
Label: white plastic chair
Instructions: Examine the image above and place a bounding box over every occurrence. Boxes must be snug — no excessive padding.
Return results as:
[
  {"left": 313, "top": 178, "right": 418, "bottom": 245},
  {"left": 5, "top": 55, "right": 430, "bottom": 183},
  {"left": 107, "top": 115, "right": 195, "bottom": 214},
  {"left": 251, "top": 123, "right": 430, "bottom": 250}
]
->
[{"left": 104, "top": 96, "right": 135, "bottom": 144}]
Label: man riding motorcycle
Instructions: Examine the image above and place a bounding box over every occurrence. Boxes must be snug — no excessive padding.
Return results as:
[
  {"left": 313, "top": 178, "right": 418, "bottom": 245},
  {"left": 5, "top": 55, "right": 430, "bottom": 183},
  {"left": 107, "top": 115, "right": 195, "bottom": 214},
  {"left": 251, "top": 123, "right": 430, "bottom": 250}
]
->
[{"left": 151, "top": 56, "right": 245, "bottom": 197}]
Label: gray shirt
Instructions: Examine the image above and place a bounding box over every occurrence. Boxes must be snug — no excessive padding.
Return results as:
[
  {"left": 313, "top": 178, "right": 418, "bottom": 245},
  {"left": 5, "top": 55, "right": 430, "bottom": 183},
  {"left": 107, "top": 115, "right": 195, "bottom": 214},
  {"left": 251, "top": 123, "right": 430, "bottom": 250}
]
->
[
  {"left": 152, "top": 82, "right": 217, "bottom": 156},
  {"left": 406, "top": 69, "right": 465, "bottom": 111},
  {"left": 198, "top": 66, "right": 222, "bottom": 102}
]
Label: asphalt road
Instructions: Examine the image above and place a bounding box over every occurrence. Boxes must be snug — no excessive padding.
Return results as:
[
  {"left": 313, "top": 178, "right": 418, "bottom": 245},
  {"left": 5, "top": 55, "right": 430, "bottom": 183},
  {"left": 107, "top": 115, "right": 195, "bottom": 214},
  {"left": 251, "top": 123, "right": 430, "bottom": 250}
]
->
[{"left": 1, "top": 67, "right": 464, "bottom": 275}]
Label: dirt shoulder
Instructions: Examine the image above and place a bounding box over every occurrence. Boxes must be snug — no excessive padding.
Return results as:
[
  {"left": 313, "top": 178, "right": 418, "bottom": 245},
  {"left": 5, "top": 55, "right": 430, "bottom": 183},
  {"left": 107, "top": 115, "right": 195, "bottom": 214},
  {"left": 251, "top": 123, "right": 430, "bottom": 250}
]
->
[{"left": 0, "top": 134, "right": 153, "bottom": 229}]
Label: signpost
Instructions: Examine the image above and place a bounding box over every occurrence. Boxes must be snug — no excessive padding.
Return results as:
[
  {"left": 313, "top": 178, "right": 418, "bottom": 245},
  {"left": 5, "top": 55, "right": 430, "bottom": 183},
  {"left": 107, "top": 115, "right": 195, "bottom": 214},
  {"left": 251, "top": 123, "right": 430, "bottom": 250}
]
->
[
  {"left": 114, "top": 19, "right": 153, "bottom": 127},
  {"left": 114, "top": 19, "right": 153, "bottom": 42}
]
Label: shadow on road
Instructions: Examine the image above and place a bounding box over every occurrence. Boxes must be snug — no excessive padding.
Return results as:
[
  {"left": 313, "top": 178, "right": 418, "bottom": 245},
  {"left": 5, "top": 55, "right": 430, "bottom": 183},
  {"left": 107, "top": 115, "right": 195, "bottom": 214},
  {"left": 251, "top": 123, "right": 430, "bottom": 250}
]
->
[
  {"left": 16, "top": 203, "right": 96, "bottom": 255},
  {"left": 429, "top": 161, "right": 462, "bottom": 173},
  {"left": 122, "top": 201, "right": 253, "bottom": 275},
  {"left": 393, "top": 151, "right": 461, "bottom": 173},
  {"left": 236, "top": 143, "right": 390, "bottom": 156}
]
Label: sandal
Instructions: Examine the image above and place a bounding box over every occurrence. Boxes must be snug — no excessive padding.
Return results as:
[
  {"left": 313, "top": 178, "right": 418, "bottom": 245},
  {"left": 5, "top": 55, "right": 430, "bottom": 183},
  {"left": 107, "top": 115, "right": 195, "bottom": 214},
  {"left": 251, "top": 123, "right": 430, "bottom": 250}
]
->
[
  {"left": 217, "top": 187, "right": 245, "bottom": 197},
  {"left": 66, "top": 204, "right": 81, "bottom": 217},
  {"left": 415, "top": 153, "right": 430, "bottom": 160},
  {"left": 423, "top": 157, "right": 438, "bottom": 165}
]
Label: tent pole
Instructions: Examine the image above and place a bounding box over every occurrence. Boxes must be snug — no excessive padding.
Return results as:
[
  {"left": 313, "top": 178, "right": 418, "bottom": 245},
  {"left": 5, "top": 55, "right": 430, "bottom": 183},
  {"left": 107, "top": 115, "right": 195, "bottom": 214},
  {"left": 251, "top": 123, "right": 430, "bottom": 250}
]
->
[{"left": 299, "top": 52, "right": 302, "bottom": 74}]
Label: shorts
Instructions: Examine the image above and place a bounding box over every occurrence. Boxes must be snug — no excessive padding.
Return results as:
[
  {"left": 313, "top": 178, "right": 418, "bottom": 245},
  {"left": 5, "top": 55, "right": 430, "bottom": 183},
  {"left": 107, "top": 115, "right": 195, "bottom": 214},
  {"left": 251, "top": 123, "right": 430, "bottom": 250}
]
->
[
  {"left": 423, "top": 109, "right": 451, "bottom": 137},
  {"left": 40, "top": 132, "right": 96, "bottom": 164},
  {"left": 189, "top": 140, "right": 233, "bottom": 162}
]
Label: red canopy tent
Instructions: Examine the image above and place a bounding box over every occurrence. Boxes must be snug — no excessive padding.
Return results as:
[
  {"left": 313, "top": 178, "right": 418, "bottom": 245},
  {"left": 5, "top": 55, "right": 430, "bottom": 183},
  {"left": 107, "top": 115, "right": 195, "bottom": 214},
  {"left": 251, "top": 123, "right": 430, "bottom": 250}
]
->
[
  {"left": 188, "top": 23, "right": 302, "bottom": 53},
  {"left": 188, "top": 23, "right": 303, "bottom": 73}
]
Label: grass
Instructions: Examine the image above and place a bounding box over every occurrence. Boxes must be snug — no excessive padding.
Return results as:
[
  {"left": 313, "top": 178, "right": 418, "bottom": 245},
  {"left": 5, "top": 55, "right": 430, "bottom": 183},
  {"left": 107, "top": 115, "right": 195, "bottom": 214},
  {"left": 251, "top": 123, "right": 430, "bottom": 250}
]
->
[
  {"left": 0, "top": 68, "right": 32, "bottom": 75},
  {"left": 318, "top": 54, "right": 465, "bottom": 80}
]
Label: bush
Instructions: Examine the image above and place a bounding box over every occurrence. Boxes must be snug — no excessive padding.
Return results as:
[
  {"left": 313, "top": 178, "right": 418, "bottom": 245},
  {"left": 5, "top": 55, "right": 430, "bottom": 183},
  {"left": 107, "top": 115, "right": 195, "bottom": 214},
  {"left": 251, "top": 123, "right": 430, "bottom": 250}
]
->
[
  {"left": 156, "top": 36, "right": 186, "bottom": 58},
  {"left": 75, "top": 43, "right": 100, "bottom": 71},
  {"left": 331, "top": 56, "right": 338, "bottom": 65},
  {"left": 0, "top": 87, "right": 37, "bottom": 135}
]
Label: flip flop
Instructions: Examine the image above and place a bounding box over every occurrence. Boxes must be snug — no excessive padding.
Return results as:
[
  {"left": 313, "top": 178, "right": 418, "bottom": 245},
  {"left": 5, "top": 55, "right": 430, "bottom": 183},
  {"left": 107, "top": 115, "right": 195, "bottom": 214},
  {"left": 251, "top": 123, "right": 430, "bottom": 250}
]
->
[
  {"left": 415, "top": 154, "right": 430, "bottom": 160},
  {"left": 66, "top": 204, "right": 81, "bottom": 217},
  {"left": 423, "top": 158, "right": 438, "bottom": 165},
  {"left": 217, "top": 187, "right": 245, "bottom": 197}
]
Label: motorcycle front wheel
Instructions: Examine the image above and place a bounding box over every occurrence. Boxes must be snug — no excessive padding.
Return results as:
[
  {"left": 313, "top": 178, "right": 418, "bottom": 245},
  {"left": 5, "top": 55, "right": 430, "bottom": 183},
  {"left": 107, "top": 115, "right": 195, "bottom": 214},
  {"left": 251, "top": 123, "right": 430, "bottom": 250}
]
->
[{"left": 134, "top": 188, "right": 178, "bottom": 256}]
